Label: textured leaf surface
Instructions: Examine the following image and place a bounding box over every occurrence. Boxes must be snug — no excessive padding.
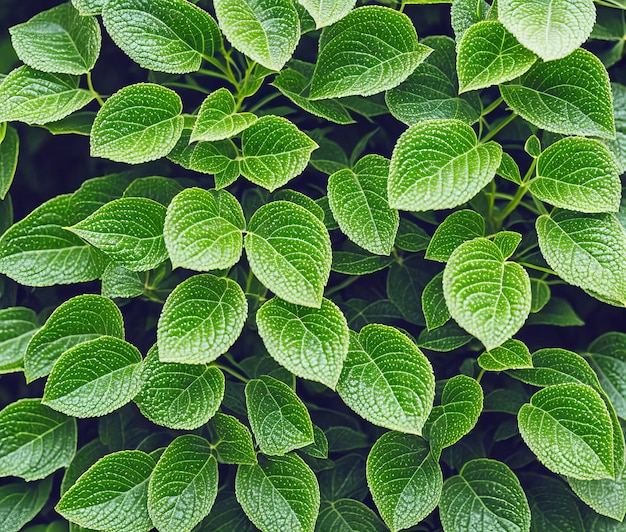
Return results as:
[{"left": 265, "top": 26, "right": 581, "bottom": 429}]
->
[
  {"left": 328, "top": 155, "right": 398, "bottom": 255},
  {"left": 91, "top": 83, "right": 184, "bottom": 164},
  {"left": 71, "top": 0, "right": 105, "bottom": 15},
  {"left": 0, "top": 477, "right": 52, "bottom": 532},
  {"left": 395, "top": 218, "right": 430, "bottom": 252},
  {"left": 157, "top": 274, "right": 247, "bottom": 363},
  {"left": 102, "top": 0, "right": 220, "bottom": 73},
  {"left": 100, "top": 264, "right": 144, "bottom": 299},
  {"left": 332, "top": 250, "right": 393, "bottom": 275},
  {"left": 587, "top": 332, "right": 626, "bottom": 419},
  {"left": 422, "top": 272, "right": 450, "bottom": 330},
  {"left": 478, "top": 339, "right": 533, "bottom": 371},
  {"left": 122, "top": 176, "right": 183, "bottom": 206},
  {"left": 210, "top": 413, "right": 257, "bottom": 465},
  {"left": 310, "top": 6, "right": 431, "bottom": 99},
  {"left": 568, "top": 467, "right": 626, "bottom": 522},
  {"left": 191, "top": 89, "right": 257, "bottom": 142},
  {"left": 526, "top": 475, "right": 585, "bottom": 532},
  {"left": 0, "top": 126, "right": 18, "bottom": 200},
  {"left": 316, "top": 499, "right": 386, "bottom": 531},
  {"left": 10, "top": 3, "right": 101, "bottom": 75},
  {"left": 367, "top": 432, "right": 442, "bottom": 532},
  {"left": 439, "top": 459, "right": 531, "bottom": 532},
  {"left": 56, "top": 450, "right": 155, "bottom": 532},
  {"left": 164, "top": 187, "right": 245, "bottom": 271},
  {"left": 337, "top": 324, "right": 435, "bottom": 434},
  {"left": 425, "top": 209, "right": 485, "bottom": 262},
  {"left": 148, "top": 435, "right": 218, "bottom": 532},
  {"left": 257, "top": 297, "right": 349, "bottom": 389},
  {"left": 0, "top": 399, "right": 76, "bottom": 481},
  {"left": 0, "top": 307, "right": 39, "bottom": 374},
  {"left": 443, "top": 237, "right": 531, "bottom": 349},
  {"left": 298, "top": 0, "right": 356, "bottom": 27},
  {"left": 500, "top": 49, "right": 615, "bottom": 139},
  {"left": 235, "top": 454, "right": 320, "bottom": 532},
  {"left": 388, "top": 119, "right": 501, "bottom": 211},
  {"left": 245, "top": 201, "right": 332, "bottom": 307}
]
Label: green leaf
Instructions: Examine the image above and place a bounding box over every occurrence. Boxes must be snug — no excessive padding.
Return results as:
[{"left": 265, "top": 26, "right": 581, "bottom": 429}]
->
[
  {"left": 536, "top": 210, "right": 626, "bottom": 306},
  {"left": 256, "top": 297, "right": 349, "bottom": 389},
  {"left": 443, "top": 237, "right": 531, "bottom": 349},
  {"left": 530, "top": 137, "right": 621, "bottom": 213},
  {"left": 451, "top": 0, "right": 490, "bottom": 43},
  {"left": 425, "top": 209, "right": 485, "bottom": 262},
  {"left": 332, "top": 250, "right": 393, "bottom": 275},
  {"left": 439, "top": 459, "right": 531, "bottom": 532},
  {"left": 417, "top": 321, "right": 473, "bottom": 352},
  {"left": 586, "top": 332, "right": 626, "bottom": 419},
  {"left": 209, "top": 413, "right": 257, "bottom": 465},
  {"left": 500, "top": 49, "right": 615, "bottom": 139},
  {"left": 0, "top": 477, "right": 52, "bottom": 532},
  {"left": 457, "top": 21, "right": 536, "bottom": 92},
  {"left": 422, "top": 272, "right": 450, "bottom": 330},
  {"left": 388, "top": 119, "right": 502, "bottom": 211},
  {"left": 497, "top": 152, "right": 522, "bottom": 185},
  {"left": 100, "top": 264, "right": 144, "bottom": 299},
  {"left": 69, "top": 198, "right": 167, "bottom": 271},
  {"left": 0, "top": 398, "right": 76, "bottom": 481},
  {"left": 526, "top": 475, "right": 585, "bottom": 532},
  {"left": 272, "top": 189, "right": 325, "bottom": 221},
  {"left": 569, "top": 467, "right": 626, "bottom": 522},
  {"left": 526, "top": 297, "right": 584, "bottom": 326},
  {"left": 199, "top": 493, "right": 256, "bottom": 531},
  {"left": 71, "top": 0, "right": 105, "bottom": 15},
  {"left": 135, "top": 345, "right": 224, "bottom": 430},
  {"left": 499, "top": 0, "right": 595, "bottom": 60},
  {"left": 123, "top": 176, "right": 183, "bottom": 206},
  {"left": 0, "top": 66, "right": 93, "bottom": 125},
  {"left": 524, "top": 135, "right": 542, "bottom": 158},
  {"left": 239, "top": 116, "right": 317, "bottom": 191},
  {"left": 366, "top": 432, "right": 442, "bottom": 532},
  {"left": 518, "top": 383, "right": 614, "bottom": 480},
  {"left": 297, "top": 0, "right": 356, "bottom": 28},
  {"left": 0, "top": 307, "right": 39, "bottom": 374},
  {"left": 478, "top": 339, "right": 533, "bottom": 371},
  {"left": 310, "top": 6, "right": 432, "bottom": 99},
  {"left": 301, "top": 425, "right": 329, "bottom": 459},
  {"left": 24, "top": 294, "right": 124, "bottom": 382},
  {"left": 10, "top": 3, "right": 101, "bottom": 75},
  {"left": 493, "top": 230, "right": 522, "bottom": 259},
  {"left": 157, "top": 274, "right": 247, "bottom": 363},
  {"left": 148, "top": 435, "right": 218, "bottom": 532},
  {"left": 91, "top": 83, "right": 184, "bottom": 164},
  {"left": 102, "top": 0, "right": 220, "bottom": 73},
  {"left": 42, "top": 336, "right": 142, "bottom": 418},
  {"left": 328, "top": 155, "right": 399, "bottom": 255},
  {"left": 530, "top": 278, "right": 551, "bottom": 313},
  {"left": 0, "top": 126, "right": 18, "bottom": 199},
  {"left": 344, "top": 298, "right": 403, "bottom": 330},
  {"left": 315, "top": 499, "right": 386, "bottom": 531},
  {"left": 164, "top": 187, "right": 245, "bottom": 271},
  {"left": 386, "top": 257, "right": 431, "bottom": 325},
  {"left": 395, "top": 218, "right": 430, "bottom": 252},
  {"left": 41, "top": 111, "right": 95, "bottom": 136},
  {"left": 386, "top": 35, "right": 481, "bottom": 126},
  {"left": 214, "top": 0, "right": 300, "bottom": 71},
  {"left": 235, "top": 454, "right": 320, "bottom": 532},
  {"left": 61, "top": 439, "right": 108, "bottom": 496},
  {"left": 56, "top": 450, "right": 155, "bottom": 532},
  {"left": 246, "top": 375, "right": 314, "bottom": 455},
  {"left": 320, "top": 453, "right": 367, "bottom": 499},
  {"left": 191, "top": 89, "right": 258, "bottom": 142},
  {"left": 337, "top": 324, "right": 435, "bottom": 435},
  {"left": 423, "top": 375, "right": 483, "bottom": 456},
  {"left": 245, "top": 201, "right": 332, "bottom": 307}
]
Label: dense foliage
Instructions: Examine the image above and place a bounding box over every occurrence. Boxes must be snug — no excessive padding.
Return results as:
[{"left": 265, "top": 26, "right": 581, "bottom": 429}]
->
[{"left": 0, "top": 0, "right": 625, "bottom": 530}]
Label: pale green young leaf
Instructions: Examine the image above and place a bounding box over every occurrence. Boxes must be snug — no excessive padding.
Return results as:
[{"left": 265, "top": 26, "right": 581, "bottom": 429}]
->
[
  {"left": 524, "top": 135, "right": 542, "bottom": 158},
  {"left": 315, "top": 499, "right": 386, "bottom": 531},
  {"left": 69, "top": 197, "right": 168, "bottom": 271},
  {"left": 425, "top": 209, "right": 485, "bottom": 262},
  {"left": 246, "top": 375, "right": 314, "bottom": 455},
  {"left": 245, "top": 201, "right": 332, "bottom": 307},
  {"left": 214, "top": 0, "right": 300, "bottom": 71},
  {"left": 536, "top": 210, "right": 626, "bottom": 306},
  {"left": 102, "top": 0, "right": 221, "bottom": 73},
  {"left": 70, "top": 172, "right": 134, "bottom": 220},
  {"left": 568, "top": 467, "right": 626, "bottom": 522},
  {"left": 157, "top": 274, "right": 247, "bottom": 363},
  {"left": 24, "top": 294, "right": 124, "bottom": 382},
  {"left": 332, "top": 250, "right": 393, "bottom": 275},
  {"left": 71, "top": 0, "right": 105, "bottom": 15},
  {"left": 0, "top": 307, "right": 39, "bottom": 375},
  {"left": 56, "top": 450, "right": 155, "bottom": 532},
  {"left": 518, "top": 383, "right": 614, "bottom": 480},
  {"left": 240, "top": 116, "right": 317, "bottom": 191},
  {"left": 256, "top": 297, "right": 349, "bottom": 389},
  {"left": 586, "top": 332, "right": 626, "bottom": 419},
  {"left": 164, "top": 187, "right": 245, "bottom": 271},
  {"left": 499, "top": 0, "right": 595, "bottom": 60},
  {"left": 417, "top": 321, "right": 473, "bottom": 352},
  {"left": 439, "top": 459, "right": 530, "bottom": 532},
  {"left": 134, "top": 346, "right": 224, "bottom": 430},
  {"left": 525, "top": 475, "right": 585, "bottom": 532},
  {"left": 0, "top": 126, "right": 18, "bottom": 199},
  {"left": 148, "top": 435, "right": 218, "bottom": 532},
  {"left": 388, "top": 119, "right": 502, "bottom": 211},
  {"left": 10, "top": 3, "right": 101, "bottom": 75},
  {"left": 386, "top": 35, "right": 481, "bottom": 126},
  {"left": 443, "top": 237, "right": 531, "bottom": 350},
  {"left": 0, "top": 66, "right": 93, "bottom": 125},
  {"left": 492, "top": 231, "right": 522, "bottom": 259},
  {"left": 395, "top": 218, "right": 430, "bottom": 252},
  {"left": 478, "top": 339, "right": 533, "bottom": 371},
  {"left": 122, "top": 176, "right": 183, "bottom": 207},
  {"left": 301, "top": 424, "right": 329, "bottom": 459},
  {"left": 500, "top": 49, "right": 615, "bottom": 139},
  {"left": 0, "top": 398, "right": 76, "bottom": 481},
  {"left": 530, "top": 137, "right": 621, "bottom": 213},
  {"left": 41, "top": 111, "right": 95, "bottom": 136},
  {"left": 310, "top": 6, "right": 432, "bottom": 99},
  {"left": 328, "top": 155, "right": 398, "bottom": 255},
  {"left": 298, "top": 0, "right": 356, "bottom": 28},
  {"left": 457, "top": 21, "right": 536, "bottom": 92},
  {"left": 210, "top": 413, "right": 257, "bottom": 465},
  {"left": 530, "top": 278, "right": 551, "bottom": 313},
  {"left": 0, "top": 477, "right": 52, "bottom": 532},
  {"left": 497, "top": 152, "right": 522, "bottom": 185},
  {"left": 337, "top": 324, "right": 435, "bottom": 435},
  {"left": 191, "top": 89, "right": 258, "bottom": 142},
  {"left": 422, "top": 272, "right": 450, "bottom": 330},
  {"left": 91, "top": 83, "right": 184, "bottom": 164},
  {"left": 235, "top": 454, "right": 320, "bottom": 532},
  {"left": 272, "top": 189, "right": 325, "bottom": 221},
  {"left": 423, "top": 375, "right": 483, "bottom": 456},
  {"left": 451, "top": 0, "right": 490, "bottom": 42},
  {"left": 42, "top": 336, "right": 142, "bottom": 418},
  {"left": 366, "top": 431, "right": 442, "bottom": 532},
  {"left": 100, "top": 264, "right": 144, "bottom": 299}
]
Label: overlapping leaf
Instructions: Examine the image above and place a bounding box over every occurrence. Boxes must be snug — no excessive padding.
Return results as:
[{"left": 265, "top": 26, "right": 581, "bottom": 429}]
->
[
  {"left": 586, "top": 332, "right": 626, "bottom": 419},
  {"left": 425, "top": 209, "right": 485, "bottom": 262},
  {"left": 191, "top": 89, "right": 258, "bottom": 142},
  {"left": 210, "top": 413, "right": 257, "bottom": 465},
  {"left": 0, "top": 126, "right": 18, "bottom": 199},
  {"left": 0, "top": 477, "right": 52, "bottom": 532},
  {"left": 478, "top": 339, "right": 533, "bottom": 371},
  {"left": 422, "top": 272, "right": 450, "bottom": 330},
  {"left": 0, "top": 307, "right": 39, "bottom": 374},
  {"left": 298, "top": 0, "right": 356, "bottom": 28}
]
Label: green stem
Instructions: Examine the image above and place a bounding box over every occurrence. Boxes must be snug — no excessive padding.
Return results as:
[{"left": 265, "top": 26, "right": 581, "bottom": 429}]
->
[
  {"left": 246, "top": 92, "right": 281, "bottom": 113},
  {"left": 325, "top": 276, "right": 359, "bottom": 297},
  {"left": 481, "top": 113, "right": 517, "bottom": 143},
  {"left": 476, "top": 368, "right": 486, "bottom": 384},
  {"left": 481, "top": 97, "right": 504, "bottom": 117},
  {"left": 86, "top": 71, "right": 104, "bottom": 106},
  {"left": 212, "top": 363, "right": 249, "bottom": 383},
  {"left": 494, "top": 183, "right": 529, "bottom": 224},
  {"left": 518, "top": 262, "right": 558, "bottom": 276}
]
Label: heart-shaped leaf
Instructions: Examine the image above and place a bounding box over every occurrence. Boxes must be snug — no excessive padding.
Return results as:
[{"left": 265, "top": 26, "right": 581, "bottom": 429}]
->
[
  {"left": 210, "top": 413, "right": 257, "bottom": 465},
  {"left": 297, "top": 0, "right": 356, "bottom": 28},
  {"left": 478, "top": 339, "right": 533, "bottom": 371},
  {"left": 425, "top": 209, "right": 485, "bottom": 262}
]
